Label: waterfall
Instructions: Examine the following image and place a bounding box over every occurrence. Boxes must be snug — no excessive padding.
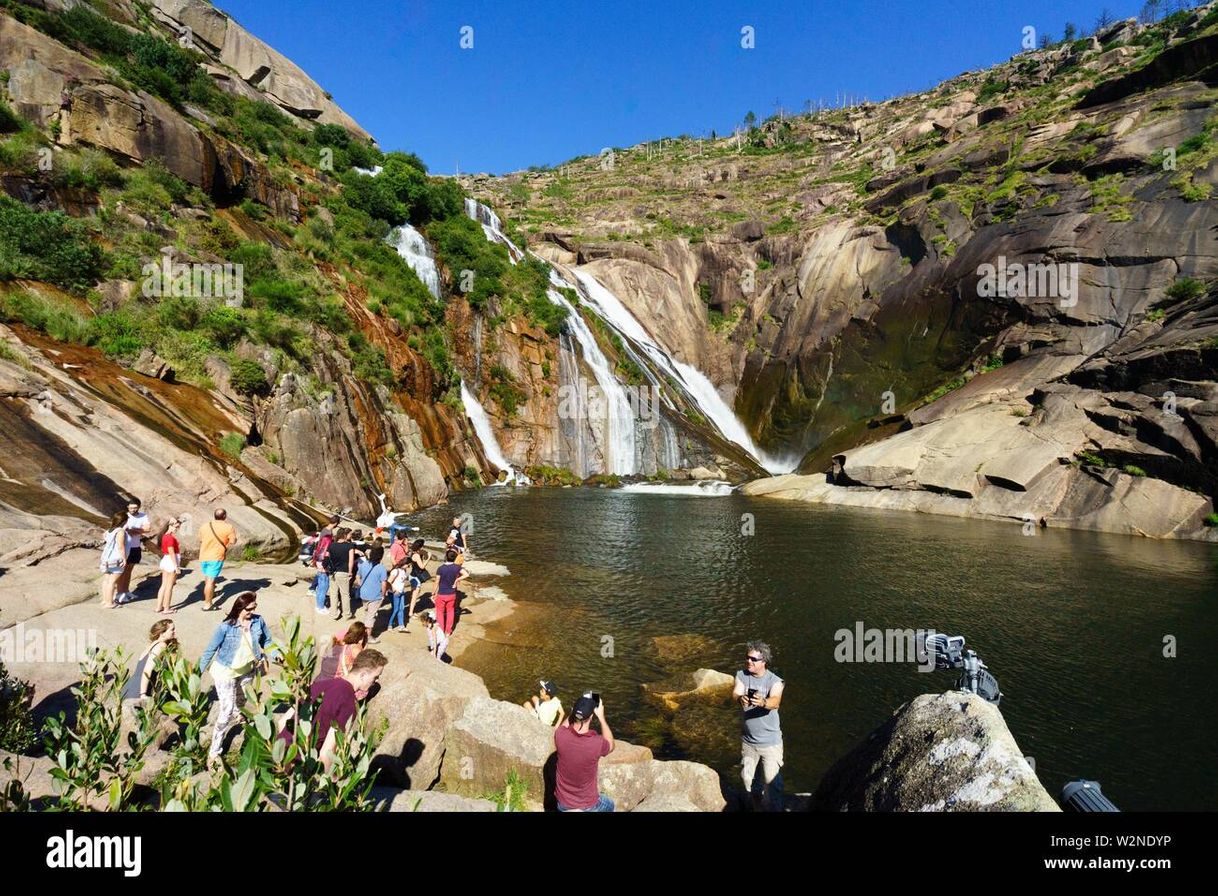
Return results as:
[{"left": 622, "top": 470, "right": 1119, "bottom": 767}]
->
[
  {"left": 572, "top": 270, "right": 797, "bottom": 474},
  {"left": 545, "top": 283, "right": 636, "bottom": 475},
  {"left": 465, "top": 199, "right": 638, "bottom": 474},
  {"left": 472, "top": 314, "right": 483, "bottom": 386},
  {"left": 460, "top": 381, "right": 527, "bottom": 485},
  {"left": 557, "top": 330, "right": 591, "bottom": 476},
  {"left": 388, "top": 223, "right": 441, "bottom": 299},
  {"left": 461, "top": 198, "right": 790, "bottom": 475},
  {"left": 465, "top": 198, "right": 524, "bottom": 262}
]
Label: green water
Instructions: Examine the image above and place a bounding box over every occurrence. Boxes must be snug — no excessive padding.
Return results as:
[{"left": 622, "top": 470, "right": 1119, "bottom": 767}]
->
[{"left": 415, "top": 487, "right": 1218, "bottom": 810}]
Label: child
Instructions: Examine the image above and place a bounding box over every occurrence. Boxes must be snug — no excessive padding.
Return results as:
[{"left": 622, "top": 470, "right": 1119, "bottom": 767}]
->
[
  {"left": 420, "top": 610, "right": 447, "bottom": 661},
  {"left": 523, "top": 680, "right": 564, "bottom": 727}
]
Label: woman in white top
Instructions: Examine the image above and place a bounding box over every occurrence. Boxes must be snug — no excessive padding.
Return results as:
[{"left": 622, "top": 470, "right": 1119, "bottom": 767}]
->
[{"left": 99, "top": 510, "right": 128, "bottom": 609}]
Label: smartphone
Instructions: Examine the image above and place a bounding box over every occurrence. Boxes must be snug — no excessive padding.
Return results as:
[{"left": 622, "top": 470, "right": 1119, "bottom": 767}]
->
[
  {"left": 590, "top": 692, "right": 601, "bottom": 707},
  {"left": 747, "top": 688, "right": 758, "bottom": 702}
]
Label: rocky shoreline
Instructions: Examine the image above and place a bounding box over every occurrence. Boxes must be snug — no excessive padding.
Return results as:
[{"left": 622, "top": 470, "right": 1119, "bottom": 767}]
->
[
  {"left": 3, "top": 543, "right": 1062, "bottom": 811},
  {"left": 1, "top": 548, "right": 725, "bottom": 811}
]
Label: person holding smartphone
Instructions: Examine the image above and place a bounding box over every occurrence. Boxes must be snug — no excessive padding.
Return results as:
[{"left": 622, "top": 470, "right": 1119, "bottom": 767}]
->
[{"left": 732, "top": 640, "right": 785, "bottom": 811}]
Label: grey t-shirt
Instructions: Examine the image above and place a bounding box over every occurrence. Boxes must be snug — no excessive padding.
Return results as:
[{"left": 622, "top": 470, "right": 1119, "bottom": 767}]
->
[{"left": 736, "top": 669, "right": 783, "bottom": 745}]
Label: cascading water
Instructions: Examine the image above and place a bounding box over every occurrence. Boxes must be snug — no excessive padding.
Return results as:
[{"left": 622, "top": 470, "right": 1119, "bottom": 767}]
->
[
  {"left": 460, "top": 381, "right": 527, "bottom": 485},
  {"left": 389, "top": 223, "right": 441, "bottom": 299},
  {"left": 465, "top": 199, "right": 524, "bottom": 262},
  {"left": 472, "top": 314, "right": 483, "bottom": 385},
  {"left": 572, "top": 270, "right": 797, "bottom": 474},
  {"left": 545, "top": 283, "right": 636, "bottom": 475},
  {"left": 463, "top": 198, "right": 784, "bottom": 476}
]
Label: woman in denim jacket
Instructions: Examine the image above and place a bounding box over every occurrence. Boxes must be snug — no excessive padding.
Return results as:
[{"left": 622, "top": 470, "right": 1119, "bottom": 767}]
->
[{"left": 199, "top": 591, "right": 277, "bottom": 766}]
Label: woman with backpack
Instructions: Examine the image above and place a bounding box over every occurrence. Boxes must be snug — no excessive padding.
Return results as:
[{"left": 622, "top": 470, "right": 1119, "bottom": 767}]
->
[
  {"left": 309, "top": 526, "right": 335, "bottom": 615},
  {"left": 406, "top": 539, "right": 431, "bottom": 622},
  {"left": 99, "top": 510, "right": 128, "bottom": 609}
]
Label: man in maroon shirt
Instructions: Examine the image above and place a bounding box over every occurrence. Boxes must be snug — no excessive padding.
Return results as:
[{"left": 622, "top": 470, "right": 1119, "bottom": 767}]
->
[
  {"left": 553, "top": 694, "right": 615, "bottom": 812},
  {"left": 281, "top": 648, "right": 387, "bottom": 772}
]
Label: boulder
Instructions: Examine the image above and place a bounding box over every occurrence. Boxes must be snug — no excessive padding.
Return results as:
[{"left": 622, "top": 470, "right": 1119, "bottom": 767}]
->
[
  {"left": 598, "top": 757, "right": 725, "bottom": 812},
  {"left": 813, "top": 692, "right": 1059, "bottom": 811},
  {"left": 367, "top": 651, "right": 488, "bottom": 790},
  {"left": 632, "top": 791, "right": 702, "bottom": 812},
  {"left": 130, "top": 349, "right": 175, "bottom": 382},
  {"left": 66, "top": 83, "right": 210, "bottom": 188},
  {"left": 370, "top": 786, "right": 498, "bottom": 812},
  {"left": 439, "top": 697, "right": 555, "bottom": 807},
  {"left": 691, "top": 668, "right": 735, "bottom": 692}
]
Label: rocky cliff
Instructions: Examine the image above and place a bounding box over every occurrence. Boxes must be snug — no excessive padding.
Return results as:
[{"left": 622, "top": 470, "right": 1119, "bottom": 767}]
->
[
  {"left": 1, "top": 0, "right": 520, "bottom": 553},
  {"left": 473, "top": 5, "right": 1218, "bottom": 538}
]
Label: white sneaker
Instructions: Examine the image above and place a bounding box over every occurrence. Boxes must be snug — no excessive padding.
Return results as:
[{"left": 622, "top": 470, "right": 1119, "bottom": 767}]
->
[
  {"left": 315, "top": 607, "right": 329, "bottom": 615},
  {"left": 116, "top": 593, "right": 131, "bottom": 604}
]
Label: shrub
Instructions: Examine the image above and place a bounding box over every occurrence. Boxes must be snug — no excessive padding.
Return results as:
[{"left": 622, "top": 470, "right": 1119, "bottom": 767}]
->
[
  {"left": 488, "top": 365, "right": 527, "bottom": 417},
  {"left": 52, "top": 149, "right": 125, "bottom": 192},
  {"left": 1164, "top": 277, "right": 1205, "bottom": 304},
  {"left": 0, "top": 627, "right": 38, "bottom": 753},
  {"left": 86, "top": 310, "right": 145, "bottom": 359},
  {"left": 41, "top": 647, "right": 159, "bottom": 810},
  {"left": 1205, "top": 512, "right": 1218, "bottom": 527},
  {"left": 27, "top": 618, "right": 382, "bottom": 811},
  {"left": 1123, "top": 464, "right": 1147, "bottom": 477},
  {"left": 230, "top": 358, "right": 270, "bottom": 396},
  {"left": 201, "top": 305, "right": 247, "bottom": 347},
  {"left": 429, "top": 215, "right": 507, "bottom": 310},
  {"left": 219, "top": 432, "right": 246, "bottom": 458},
  {"left": 157, "top": 294, "right": 202, "bottom": 330},
  {"left": 0, "top": 196, "right": 107, "bottom": 291},
  {"left": 0, "top": 287, "right": 89, "bottom": 343}
]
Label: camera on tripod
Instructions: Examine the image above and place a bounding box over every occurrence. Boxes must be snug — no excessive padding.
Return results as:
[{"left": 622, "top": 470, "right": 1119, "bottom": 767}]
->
[{"left": 916, "top": 632, "right": 1003, "bottom": 706}]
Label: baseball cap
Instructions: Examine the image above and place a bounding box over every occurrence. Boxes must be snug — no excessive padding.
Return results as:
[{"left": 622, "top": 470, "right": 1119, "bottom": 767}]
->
[
  {"left": 572, "top": 695, "right": 597, "bottom": 721},
  {"left": 539, "top": 679, "right": 557, "bottom": 697}
]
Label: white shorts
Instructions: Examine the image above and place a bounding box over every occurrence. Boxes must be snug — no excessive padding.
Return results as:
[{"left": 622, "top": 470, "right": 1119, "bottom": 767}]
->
[{"left": 159, "top": 555, "right": 178, "bottom": 573}]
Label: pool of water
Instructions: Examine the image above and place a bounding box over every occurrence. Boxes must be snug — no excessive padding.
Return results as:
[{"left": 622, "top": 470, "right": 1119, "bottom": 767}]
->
[{"left": 414, "top": 486, "right": 1218, "bottom": 810}]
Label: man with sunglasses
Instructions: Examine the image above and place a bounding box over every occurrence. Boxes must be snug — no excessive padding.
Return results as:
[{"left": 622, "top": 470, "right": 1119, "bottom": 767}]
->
[{"left": 732, "top": 640, "right": 785, "bottom": 811}]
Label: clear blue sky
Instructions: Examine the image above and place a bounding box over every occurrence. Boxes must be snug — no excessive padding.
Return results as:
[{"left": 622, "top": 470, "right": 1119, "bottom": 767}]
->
[{"left": 215, "top": 0, "right": 1144, "bottom": 175}]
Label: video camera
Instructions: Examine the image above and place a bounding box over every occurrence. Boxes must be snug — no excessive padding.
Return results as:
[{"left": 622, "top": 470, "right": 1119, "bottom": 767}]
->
[{"left": 917, "top": 632, "right": 1003, "bottom": 706}]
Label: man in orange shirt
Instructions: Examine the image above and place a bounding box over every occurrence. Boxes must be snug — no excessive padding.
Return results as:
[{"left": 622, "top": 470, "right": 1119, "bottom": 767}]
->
[{"left": 199, "top": 508, "right": 238, "bottom": 611}]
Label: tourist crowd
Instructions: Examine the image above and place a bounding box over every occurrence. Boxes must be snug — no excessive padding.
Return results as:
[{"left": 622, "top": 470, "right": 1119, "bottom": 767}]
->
[{"left": 99, "top": 498, "right": 785, "bottom": 810}]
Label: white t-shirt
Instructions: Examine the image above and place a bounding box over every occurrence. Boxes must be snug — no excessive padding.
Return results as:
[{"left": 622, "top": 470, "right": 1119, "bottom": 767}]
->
[
  {"left": 126, "top": 512, "right": 149, "bottom": 552},
  {"left": 534, "top": 697, "right": 563, "bottom": 727}
]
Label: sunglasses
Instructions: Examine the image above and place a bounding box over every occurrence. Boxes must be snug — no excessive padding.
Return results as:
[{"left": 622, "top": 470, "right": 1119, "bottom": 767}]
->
[
  {"left": 746, "top": 655, "right": 763, "bottom": 663},
  {"left": 244, "top": 606, "right": 257, "bottom": 612}
]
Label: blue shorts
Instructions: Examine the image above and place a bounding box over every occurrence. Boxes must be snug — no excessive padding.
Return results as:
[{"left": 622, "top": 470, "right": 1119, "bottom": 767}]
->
[{"left": 200, "top": 560, "right": 225, "bottom": 579}]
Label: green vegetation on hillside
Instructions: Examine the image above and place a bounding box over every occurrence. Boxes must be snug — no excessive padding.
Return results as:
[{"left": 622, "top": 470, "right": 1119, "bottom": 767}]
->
[{"left": 0, "top": 0, "right": 576, "bottom": 402}]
